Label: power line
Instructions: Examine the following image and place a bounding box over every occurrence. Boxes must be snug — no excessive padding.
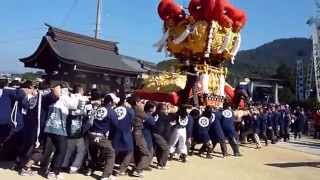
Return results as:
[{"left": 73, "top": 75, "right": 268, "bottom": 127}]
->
[{"left": 61, "top": 0, "right": 79, "bottom": 27}]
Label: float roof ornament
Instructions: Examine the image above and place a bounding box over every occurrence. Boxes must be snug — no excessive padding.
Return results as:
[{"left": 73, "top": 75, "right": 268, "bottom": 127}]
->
[{"left": 155, "top": 0, "right": 247, "bottom": 64}]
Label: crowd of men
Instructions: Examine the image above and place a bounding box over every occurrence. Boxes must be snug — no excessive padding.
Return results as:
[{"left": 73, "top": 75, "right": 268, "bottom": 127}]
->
[{"left": 0, "top": 80, "right": 315, "bottom": 180}]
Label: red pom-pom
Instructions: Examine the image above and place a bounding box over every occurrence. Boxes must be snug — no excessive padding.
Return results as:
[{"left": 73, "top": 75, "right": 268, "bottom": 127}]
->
[
  {"left": 158, "top": 0, "right": 185, "bottom": 23},
  {"left": 202, "top": 0, "right": 216, "bottom": 22},
  {"left": 224, "top": 4, "right": 247, "bottom": 31},
  {"left": 213, "top": 0, "right": 247, "bottom": 31},
  {"left": 158, "top": 0, "right": 172, "bottom": 21},
  {"left": 189, "top": 0, "right": 204, "bottom": 20}
]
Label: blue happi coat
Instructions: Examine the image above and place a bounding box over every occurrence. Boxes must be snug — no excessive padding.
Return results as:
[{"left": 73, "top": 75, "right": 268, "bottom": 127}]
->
[
  {"left": 294, "top": 112, "right": 305, "bottom": 132},
  {"left": 259, "top": 112, "right": 269, "bottom": 134},
  {"left": 0, "top": 88, "right": 17, "bottom": 125},
  {"left": 66, "top": 97, "right": 87, "bottom": 139},
  {"left": 252, "top": 114, "right": 261, "bottom": 134},
  {"left": 209, "top": 111, "right": 225, "bottom": 141},
  {"left": 186, "top": 115, "right": 194, "bottom": 139},
  {"left": 0, "top": 88, "right": 28, "bottom": 133},
  {"left": 282, "top": 110, "right": 291, "bottom": 129},
  {"left": 45, "top": 94, "right": 79, "bottom": 136},
  {"left": 90, "top": 104, "right": 118, "bottom": 137},
  {"left": 16, "top": 90, "right": 56, "bottom": 150},
  {"left": 267, "top": 112, "right": 273, "bottom": 128},
  {"left": 271, "top": 111, "right": 281, "bottom": 130},
  {"left": 193, "top": 114, "right": 212, "bottom": 143},
  {"left": 111, "top": 106, "right": 135, "bottom": 152},
  {"left": 21, "top": 93, "right": 42, "bottom": 145},
  {"left": 220, "top": 109, "right": 237, "bottom": 138},
  {"left": 143, "top": 114, "right": 156, "bottom": 149}
]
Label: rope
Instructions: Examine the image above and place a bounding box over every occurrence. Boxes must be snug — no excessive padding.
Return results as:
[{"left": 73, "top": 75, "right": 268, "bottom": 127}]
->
[
  {"left": 173, "top": 25, "right": 191, "bottom": 44},
  {"left": 10, "top": 101, "right": 18, "bottom": 128},
  {"left": 61, "top": 0, "right": 79, "bottom": 27},
  {"left": 153, "top": 30, "right": 169, "bottom": 52},
  {"left": 35, "top": 91, "right": 42, "bottom": 148}
]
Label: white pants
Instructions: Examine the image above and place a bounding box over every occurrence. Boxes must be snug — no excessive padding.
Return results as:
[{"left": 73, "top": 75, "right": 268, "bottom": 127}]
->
[
  {"left": 253, "top": 133, "right": 261, "bottom": 148},
  {"left": 169, "top": 127, "right": 187, "bottom": 154}
]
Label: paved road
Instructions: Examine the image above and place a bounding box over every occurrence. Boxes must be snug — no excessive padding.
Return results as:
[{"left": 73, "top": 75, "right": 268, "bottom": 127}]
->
[{"left": 0, "top": 139, "right": 319, "bottom": 180}]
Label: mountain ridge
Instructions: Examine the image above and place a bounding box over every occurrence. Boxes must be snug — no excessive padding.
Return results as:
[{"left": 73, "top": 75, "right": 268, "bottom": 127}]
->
[{"left": 157, "top": 37, "right": 313, "bottom": 81}]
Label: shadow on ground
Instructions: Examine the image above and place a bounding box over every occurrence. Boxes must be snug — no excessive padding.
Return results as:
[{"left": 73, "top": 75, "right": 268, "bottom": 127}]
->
[
  {"left": 266, "top": 162, "right": 320, "bottom": 168},
  {"left": 287, "top": 141, "right": 320, "bottom": 149}
]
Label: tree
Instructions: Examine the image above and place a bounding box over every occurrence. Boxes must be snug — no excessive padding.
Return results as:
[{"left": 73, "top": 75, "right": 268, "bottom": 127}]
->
[
  {"left": 273, "top": 64, "right": 296, "bottom": 103},
  {"left": 157, "top": 59, "right": 179, "bottom": 71},
  {"left": 274, "top": 63, "right": 296, "bottom": 92},
  {"left": 21, "top": 72, "right": 40, "bottom": 81},
  {"left": 279, "top": 87, "right": 296, "bottom": 104},
  {"left": 303, "top": 97, "right": 320, "bottom": 111}
]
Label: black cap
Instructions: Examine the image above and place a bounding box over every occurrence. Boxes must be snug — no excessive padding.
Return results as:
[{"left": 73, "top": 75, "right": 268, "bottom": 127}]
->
[
  {"left": 127, "top": 95, "right": 141, "bottom": 107},
  {"left": 90, "top": 89, "right": 102, "bottom": 101}
]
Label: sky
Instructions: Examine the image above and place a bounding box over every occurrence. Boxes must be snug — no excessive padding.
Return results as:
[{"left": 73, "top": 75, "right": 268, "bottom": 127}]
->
[{"left": 0, "top": 0, "right": 316, "bottom": 73}]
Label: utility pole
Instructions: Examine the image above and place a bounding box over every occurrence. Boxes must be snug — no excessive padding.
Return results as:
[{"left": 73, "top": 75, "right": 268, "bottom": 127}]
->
[
  {"left": 307, "top": 0, "right": 320, "bottom": 102},
  {"left": 296, "top": 59, "right": 304, "bottom": 102},
  {"left": 95, "top": 0, "right": 102, "bottom": 39},
  {"left": 305, "top": 60, "right": 314, "bottom": 99}
]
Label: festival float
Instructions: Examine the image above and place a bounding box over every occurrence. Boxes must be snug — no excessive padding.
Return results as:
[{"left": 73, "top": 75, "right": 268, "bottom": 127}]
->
[{"left": 135, "top": 0, "right": 247, "bottom": 108}]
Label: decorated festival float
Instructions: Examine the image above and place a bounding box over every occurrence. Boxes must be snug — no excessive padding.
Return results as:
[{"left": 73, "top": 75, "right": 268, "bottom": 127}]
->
[{"left": 135, "top": 0, "right": 248, "bottom": 108}]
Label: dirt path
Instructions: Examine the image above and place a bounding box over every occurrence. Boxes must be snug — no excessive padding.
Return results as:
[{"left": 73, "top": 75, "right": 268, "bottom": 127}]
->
[{"left": 0, "top": 143, "right": 319, "bottom": 180}]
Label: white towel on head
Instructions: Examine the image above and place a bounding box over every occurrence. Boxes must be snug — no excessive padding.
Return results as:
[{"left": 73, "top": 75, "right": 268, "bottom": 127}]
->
[{"left": 107, "top": 93, "right": 120, "bottom": 104}]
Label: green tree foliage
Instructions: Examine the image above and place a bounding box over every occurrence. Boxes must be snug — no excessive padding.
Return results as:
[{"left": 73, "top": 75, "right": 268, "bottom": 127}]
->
[
  {"left": 21, "top": 72, "right": 41, "bottom": 81},
  {"left": 279, "top": 87, "right": 296, "bottom": 104},
  {"left": 274, "top": 63, "right": 296, "bottom": 92},
  {"left": 303, "top": 97, "right": 320, "bottom": 110},
  {"left": 157, "top": 59, "right": 179, "bottom": 71},
  {"left": 272, "top": 64, "right": 296, "bottom": 103}
]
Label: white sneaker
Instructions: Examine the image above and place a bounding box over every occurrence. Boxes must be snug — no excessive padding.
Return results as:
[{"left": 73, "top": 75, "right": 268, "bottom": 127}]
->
[
  {"left": 132, "top": 171, "right": 144, "bottom": 177},
  {"left": 47, "top": 172, "right": 64, "bottom": 180},
  {"left": 69, "top": 167, "right": 78, "bottom": 174},
  {"left": 56, "top": 174, "right": 64, "bottom": 179},
  {"left": 19, "top": 168, "right": 37, "bottom": 176},
  {"left": 157, "top": 165, "right": 169, "bottom": 170},
  {"left": 46, "top": 172, "right": 56, "bottom": 179},
  {"left": 85, "top": 169, "right": 94, "bottom": 176},
  {"left": 101, "top": 175, "right": 116, "bottom": 180}
]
